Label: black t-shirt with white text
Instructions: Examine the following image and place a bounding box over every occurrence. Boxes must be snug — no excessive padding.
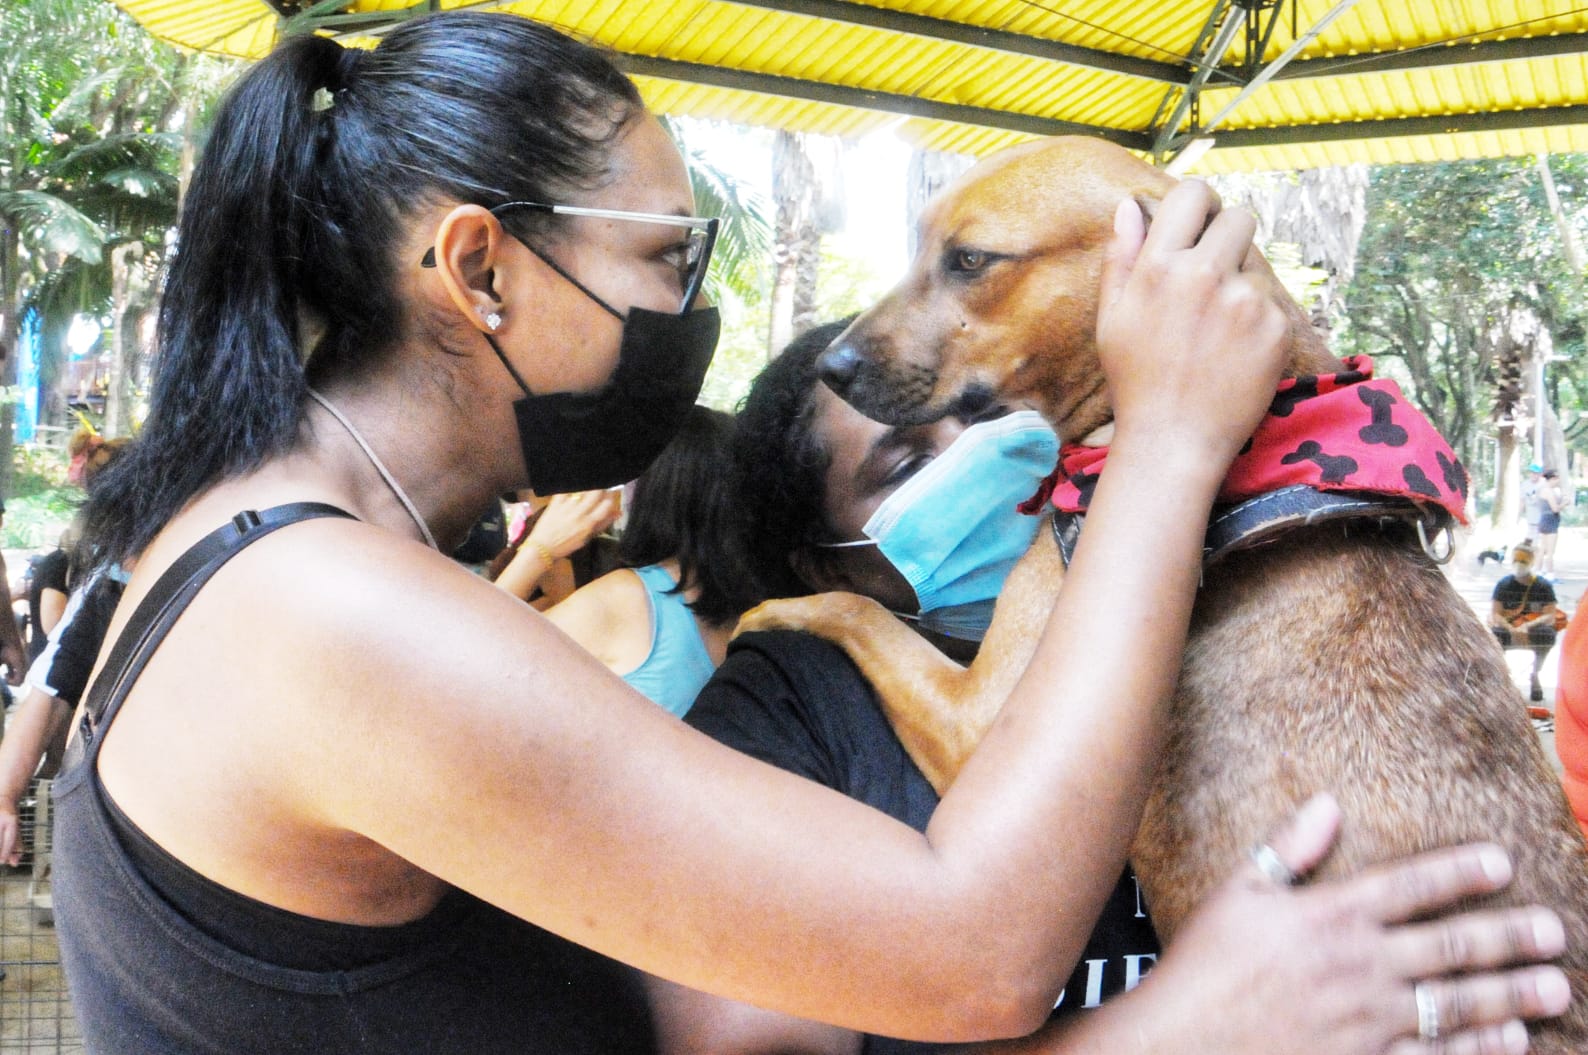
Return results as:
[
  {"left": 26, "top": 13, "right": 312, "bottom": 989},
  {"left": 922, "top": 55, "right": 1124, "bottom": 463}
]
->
[{"left": 686, "top": 630, "right": 1161, "bottom": 1054}]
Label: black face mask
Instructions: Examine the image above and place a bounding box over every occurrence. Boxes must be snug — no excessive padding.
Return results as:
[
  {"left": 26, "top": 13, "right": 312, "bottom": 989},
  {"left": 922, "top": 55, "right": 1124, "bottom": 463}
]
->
[{"left": 485, "top": 305, "right": 720, "bottom": 494}]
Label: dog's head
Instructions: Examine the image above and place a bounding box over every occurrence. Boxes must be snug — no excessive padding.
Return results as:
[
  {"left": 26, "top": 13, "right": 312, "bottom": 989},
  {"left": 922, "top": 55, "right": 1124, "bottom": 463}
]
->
[{"left": 818, "top": 137, "right": 1319, "bottom": 442}]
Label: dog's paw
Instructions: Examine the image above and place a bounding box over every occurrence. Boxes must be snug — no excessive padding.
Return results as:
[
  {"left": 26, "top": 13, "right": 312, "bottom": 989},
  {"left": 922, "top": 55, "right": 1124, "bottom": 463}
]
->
[{"left": 734, "top": 592, "right": 892, "bottom": 641}]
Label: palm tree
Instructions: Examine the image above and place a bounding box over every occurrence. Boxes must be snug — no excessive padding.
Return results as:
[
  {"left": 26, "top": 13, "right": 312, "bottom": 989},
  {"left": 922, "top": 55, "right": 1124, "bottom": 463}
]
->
[
  {"left": 2, "top": 0, "right": 210, "bottom": 469},
  {"left": 47, "top": 131, "right": 182, "bottom": 435},
  {"left": 768, "top": 131, "right": 839, "bottom": 356},
  {"left": 662, "top": 117, "right": 772, "bottom": 310},
  {"left": 3, "top": 0, "right": 104, "bottom": 474}
]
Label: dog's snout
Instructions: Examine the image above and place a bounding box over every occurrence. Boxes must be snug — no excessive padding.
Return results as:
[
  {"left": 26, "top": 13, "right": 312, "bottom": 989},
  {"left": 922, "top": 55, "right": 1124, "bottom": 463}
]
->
[{"left": 817, "top": 342, "right": 864, "bottom": 394}]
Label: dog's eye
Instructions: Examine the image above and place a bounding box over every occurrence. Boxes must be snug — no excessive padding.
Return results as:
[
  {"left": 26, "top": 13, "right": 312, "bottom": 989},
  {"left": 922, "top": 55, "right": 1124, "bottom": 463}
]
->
[{"left": 952, "top": 249, "right": 990, "bottom": 272}]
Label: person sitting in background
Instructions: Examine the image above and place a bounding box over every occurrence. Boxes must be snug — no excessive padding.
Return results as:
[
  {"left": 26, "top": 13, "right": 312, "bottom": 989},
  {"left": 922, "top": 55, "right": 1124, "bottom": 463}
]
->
[
  {"left": 1491, "top": 540, "right": 1560, "bottom": 707},
  {"left": 490, "top": 489, "right": 622, "bottom": 608},
  {"left": 545, "top": 405, "right": 754, "bottom": 716}
]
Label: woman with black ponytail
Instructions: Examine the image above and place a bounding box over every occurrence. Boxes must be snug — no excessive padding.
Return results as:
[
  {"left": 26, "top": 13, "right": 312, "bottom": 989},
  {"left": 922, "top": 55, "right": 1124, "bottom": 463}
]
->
[{"left": 49, "top": 12, "right": 1567, "bottom": 1055}]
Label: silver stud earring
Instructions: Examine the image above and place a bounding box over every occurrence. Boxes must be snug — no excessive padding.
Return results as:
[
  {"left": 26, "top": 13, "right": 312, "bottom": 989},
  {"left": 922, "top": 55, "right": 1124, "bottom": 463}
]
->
[{"left": 483, "top": 311, "right": 502, "bottom": 332}]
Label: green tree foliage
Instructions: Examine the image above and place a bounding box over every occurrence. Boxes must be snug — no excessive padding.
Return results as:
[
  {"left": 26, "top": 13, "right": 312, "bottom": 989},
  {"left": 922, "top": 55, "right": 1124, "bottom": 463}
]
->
[
  {"left": 699, "top": 238, "right": 894, "bottom": 412},
  {"left": 2, "top": 0, "right": 233, "bottom": 448},
  {"left": 1338, "top": 156, "right": 1588, "bottom": 505}
]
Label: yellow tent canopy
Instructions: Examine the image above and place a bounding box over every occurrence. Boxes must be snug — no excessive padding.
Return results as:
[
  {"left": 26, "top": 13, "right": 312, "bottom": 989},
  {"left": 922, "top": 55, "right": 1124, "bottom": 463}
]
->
[{"left": 109, "top": 0, "right": 1588, "bottom": 173}]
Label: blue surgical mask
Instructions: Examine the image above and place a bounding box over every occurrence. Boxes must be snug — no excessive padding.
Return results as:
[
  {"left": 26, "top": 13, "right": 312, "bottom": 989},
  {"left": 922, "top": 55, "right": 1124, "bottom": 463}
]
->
[{"left": 821, "top": 410, "right": 1058, "bottom": 641}]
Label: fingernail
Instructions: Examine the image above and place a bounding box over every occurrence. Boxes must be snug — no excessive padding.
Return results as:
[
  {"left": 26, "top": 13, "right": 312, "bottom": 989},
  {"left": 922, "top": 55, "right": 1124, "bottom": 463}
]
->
[
  {"left": 1501, "top": 1019, "right": 1527, "bottom": 1054},
  {"left": 1537, "top": 967, "right": 1571, "bottom": 1013},
  {"left": 1114, "top": 198, "right": 1134, "bottom": 236},
  {"left": 1534, "top": 911, "right": 1566, "bottom": 955},
  {"left": 1294, "top": 792, "right": 1337, "bottom": 824},
  {"left": 1479, "top": 846, "right": 1512, "bottom": 884}
]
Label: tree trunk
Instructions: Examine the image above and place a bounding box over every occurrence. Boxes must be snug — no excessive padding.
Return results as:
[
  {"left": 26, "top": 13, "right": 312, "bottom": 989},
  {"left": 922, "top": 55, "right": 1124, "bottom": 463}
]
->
[
  {"left": 792, "top": 237, "right": 820, "bottom": 341},
  {"left": 105, "top": 241, "right": 143, "bottom": 437},
  {"left": 1212, "top": 165, "right": 1367, "bottom": 335},
  {"left": 1536, "top": 153, "right": 1585, "bottom": 273},
  {"left": 1494, "top": 425, "right": 1520, "bottom": 534},
  {"left": 769, "top": 130, "right": 819, "bottom": 357},
  {"left": 0, "top": 223, "right": 18, "bottom": 499},
  {"left": 179, "top": 89, "right": 198, "bottom": 214}
]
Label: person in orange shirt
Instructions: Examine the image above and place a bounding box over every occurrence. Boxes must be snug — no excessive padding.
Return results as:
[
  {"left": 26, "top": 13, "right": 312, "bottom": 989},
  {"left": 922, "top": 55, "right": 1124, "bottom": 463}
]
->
[{"left": 1554, "top": 616, "right": 1588, "bottom": 838}]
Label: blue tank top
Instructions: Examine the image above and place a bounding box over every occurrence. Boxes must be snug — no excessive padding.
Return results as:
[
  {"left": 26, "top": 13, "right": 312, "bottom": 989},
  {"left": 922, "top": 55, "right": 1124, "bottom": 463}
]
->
[
  {"left": 51, "top": 505, "right": 656, "bottom": 1054},
  {"left": 621, "top": 565, "right": 717, "bottom": 717}
]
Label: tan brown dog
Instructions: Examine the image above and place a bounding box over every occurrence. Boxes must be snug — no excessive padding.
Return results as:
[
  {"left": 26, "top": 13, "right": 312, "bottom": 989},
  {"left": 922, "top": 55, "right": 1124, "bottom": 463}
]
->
[{"left": 738, "top": 136, "right": 1588, "bottom": 1050}]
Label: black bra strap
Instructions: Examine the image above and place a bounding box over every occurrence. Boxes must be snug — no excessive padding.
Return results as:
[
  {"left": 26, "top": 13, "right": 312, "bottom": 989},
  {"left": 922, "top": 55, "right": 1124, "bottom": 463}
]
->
[{"left": 76, "top": 503, "right": 355, "bottom": 754}]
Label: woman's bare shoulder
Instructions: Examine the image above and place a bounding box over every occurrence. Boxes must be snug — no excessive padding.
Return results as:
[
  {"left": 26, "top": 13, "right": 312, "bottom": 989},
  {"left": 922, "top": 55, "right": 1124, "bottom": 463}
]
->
[{"left": 542, "top": 567, "right": 651, "bottom": 672}]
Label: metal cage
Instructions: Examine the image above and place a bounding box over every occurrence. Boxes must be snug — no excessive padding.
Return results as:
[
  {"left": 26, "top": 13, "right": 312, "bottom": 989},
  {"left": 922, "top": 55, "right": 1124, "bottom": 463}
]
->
[{"left": 0, "top": 779, "right": 83, "bottom": 1052}]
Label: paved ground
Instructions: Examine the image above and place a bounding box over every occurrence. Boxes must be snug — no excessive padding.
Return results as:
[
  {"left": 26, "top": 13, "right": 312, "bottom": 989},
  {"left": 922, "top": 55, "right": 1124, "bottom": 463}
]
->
[{"left": 1443, "top": 524, "right": 1588, "bottom": 775}]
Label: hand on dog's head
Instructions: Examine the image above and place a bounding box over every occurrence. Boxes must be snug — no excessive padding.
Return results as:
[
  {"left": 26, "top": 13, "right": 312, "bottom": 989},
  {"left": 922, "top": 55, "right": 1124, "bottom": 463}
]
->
[{"left": 821, "top": 137, "right": 1323, "bottom": 447}]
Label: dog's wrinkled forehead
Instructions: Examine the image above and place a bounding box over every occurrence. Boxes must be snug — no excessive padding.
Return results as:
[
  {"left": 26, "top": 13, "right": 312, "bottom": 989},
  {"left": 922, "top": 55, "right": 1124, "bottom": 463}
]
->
[{"left": 919, "top": 136, "right": 1175, "bottom": 257}]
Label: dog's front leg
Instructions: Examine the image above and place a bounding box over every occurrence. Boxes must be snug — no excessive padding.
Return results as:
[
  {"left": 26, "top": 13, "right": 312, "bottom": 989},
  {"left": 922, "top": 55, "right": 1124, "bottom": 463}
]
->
[
  {"left": 735, "top": 593, "right": 972, "bottom": 791},
  {"left": 889, "top": 521, "right": 1065, "bottom": 793},
  {"left": 735, "top": 522, "right": 1064, "bottom": 794}
]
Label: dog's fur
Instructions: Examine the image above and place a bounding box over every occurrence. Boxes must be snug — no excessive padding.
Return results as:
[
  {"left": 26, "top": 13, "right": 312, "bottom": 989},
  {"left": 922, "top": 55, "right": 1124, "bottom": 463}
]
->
[{"left": 740, "top": 136, "right": 1588, "bottom": 1049}]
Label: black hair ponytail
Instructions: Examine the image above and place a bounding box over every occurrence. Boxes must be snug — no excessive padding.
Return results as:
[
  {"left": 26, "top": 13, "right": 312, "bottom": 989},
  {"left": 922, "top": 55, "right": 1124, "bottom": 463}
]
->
[{"left": 80, "top": 14, "right": 643, "bottom": 566}]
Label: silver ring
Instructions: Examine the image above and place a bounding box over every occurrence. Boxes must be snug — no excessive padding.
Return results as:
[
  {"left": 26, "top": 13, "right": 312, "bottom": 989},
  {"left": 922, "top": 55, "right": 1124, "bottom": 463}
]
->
[
  {"left": 1250, "top": 842, "right": 1297, "bottom": 886},
  {"left": 1415, "top": 981, "right": 1440, "bottom": 1041}
]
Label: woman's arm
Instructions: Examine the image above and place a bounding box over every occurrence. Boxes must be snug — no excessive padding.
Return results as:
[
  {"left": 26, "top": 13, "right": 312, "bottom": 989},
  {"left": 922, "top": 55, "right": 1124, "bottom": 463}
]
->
[
  {"left": 105, "top": 184, "right": 1562, "bottom": 1044},
  {"left": 38, "top": 587, "right": 68, "bottom": 639},
  {"left": 1527, "top": 600, "right": 1559, "bottom": 629},
  {"left": 0, "top": 687, "right": 69, "bottom": 865},
  {"left": 0, "top": 550, "right": 28, "bottom": 684},
  {"left": 646, "top": 975, "right": 860, "bottom": 1055},
  {"left": 644, "top": 799, "right": 1566, "bottom": 1055},
  {"left": 493, "top": 490, "right": 621, "bottom": 603}
]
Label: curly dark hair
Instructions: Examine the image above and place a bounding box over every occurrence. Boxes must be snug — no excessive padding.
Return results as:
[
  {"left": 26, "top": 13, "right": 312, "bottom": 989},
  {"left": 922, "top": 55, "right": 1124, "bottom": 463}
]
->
[
  {"left": 618, "top": 405, "right": 754, "bottom": 625},
  {"left": 731, "top": 317, "right": 855, "bottom": 605}
]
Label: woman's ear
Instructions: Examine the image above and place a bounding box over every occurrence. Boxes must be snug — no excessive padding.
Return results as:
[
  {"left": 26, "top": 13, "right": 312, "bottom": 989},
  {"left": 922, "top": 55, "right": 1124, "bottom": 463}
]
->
[{"left": 431, "top": 204, "right": 504, "bottom": 332}]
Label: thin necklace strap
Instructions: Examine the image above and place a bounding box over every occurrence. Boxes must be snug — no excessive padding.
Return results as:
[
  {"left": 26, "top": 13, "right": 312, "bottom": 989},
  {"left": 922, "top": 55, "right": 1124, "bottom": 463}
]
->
[{"left": 306, "top": 388, "right": 440, "bottom": 552}]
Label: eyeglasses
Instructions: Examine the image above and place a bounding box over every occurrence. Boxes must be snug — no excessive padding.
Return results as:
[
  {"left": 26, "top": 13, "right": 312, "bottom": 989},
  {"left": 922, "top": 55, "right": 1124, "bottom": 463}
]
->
[{"left": 421, "top": 201, "right": 719, "bottom": 318}]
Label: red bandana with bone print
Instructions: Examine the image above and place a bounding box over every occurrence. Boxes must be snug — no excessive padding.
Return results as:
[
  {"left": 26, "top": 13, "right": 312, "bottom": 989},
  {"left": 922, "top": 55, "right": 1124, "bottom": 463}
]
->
[{"left": 1018, "top": 356, "right": 1469, "bottom": 524}]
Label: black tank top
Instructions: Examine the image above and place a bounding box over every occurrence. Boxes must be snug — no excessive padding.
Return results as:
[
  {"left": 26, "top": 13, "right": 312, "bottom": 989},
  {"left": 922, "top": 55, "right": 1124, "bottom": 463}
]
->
[{"left": 51, "top": 504, "right": 656, "bottom": 1054}]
